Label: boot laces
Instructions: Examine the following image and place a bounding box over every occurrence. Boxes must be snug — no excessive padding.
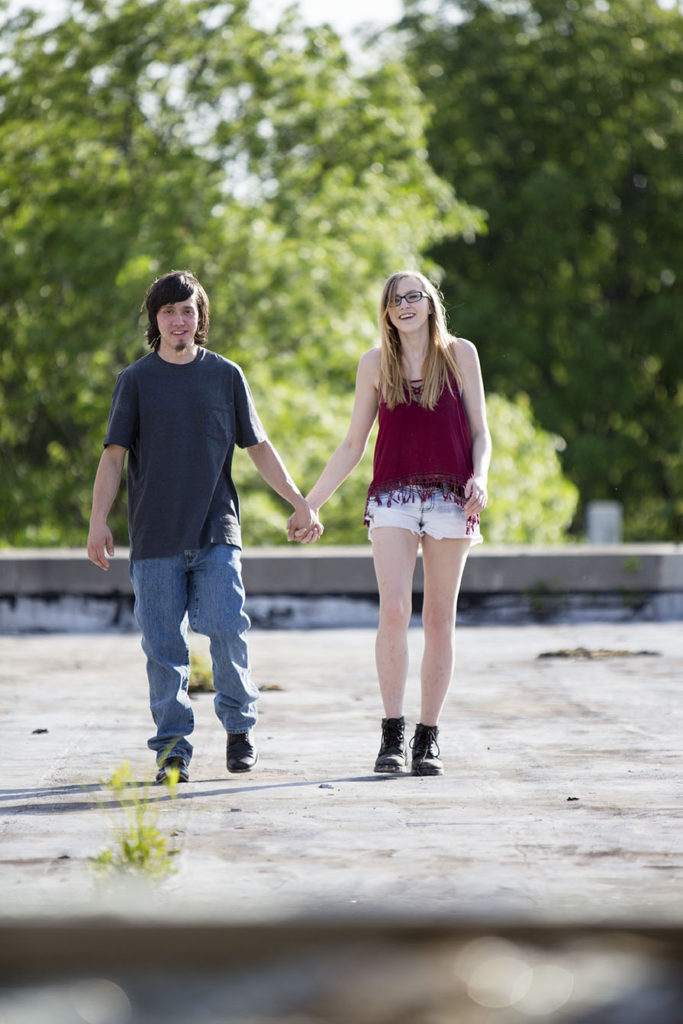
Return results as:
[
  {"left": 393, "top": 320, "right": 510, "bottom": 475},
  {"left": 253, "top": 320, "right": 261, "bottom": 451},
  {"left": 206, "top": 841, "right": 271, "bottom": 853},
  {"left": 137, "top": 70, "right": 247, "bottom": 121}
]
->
[{"left": 411, "top": 725, "right": 440, "bottom": 759}]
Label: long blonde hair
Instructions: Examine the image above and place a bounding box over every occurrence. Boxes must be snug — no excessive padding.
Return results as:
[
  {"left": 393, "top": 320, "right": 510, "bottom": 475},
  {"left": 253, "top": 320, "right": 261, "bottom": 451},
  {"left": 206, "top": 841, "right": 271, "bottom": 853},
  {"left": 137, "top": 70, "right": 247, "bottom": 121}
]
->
[{"left": 378, "top": 270, "right": 463, "bottom": 410}]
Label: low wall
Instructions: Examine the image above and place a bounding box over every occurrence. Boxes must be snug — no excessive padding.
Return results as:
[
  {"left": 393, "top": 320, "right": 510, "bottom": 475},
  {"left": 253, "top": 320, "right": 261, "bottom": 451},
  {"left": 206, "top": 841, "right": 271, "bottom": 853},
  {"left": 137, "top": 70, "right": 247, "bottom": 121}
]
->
[
  {"left": 1, "top": 545, "right": 681, "bottom": 631},
  {"left": 3, "top": 917, "right": 683, "bottom": 1023}
]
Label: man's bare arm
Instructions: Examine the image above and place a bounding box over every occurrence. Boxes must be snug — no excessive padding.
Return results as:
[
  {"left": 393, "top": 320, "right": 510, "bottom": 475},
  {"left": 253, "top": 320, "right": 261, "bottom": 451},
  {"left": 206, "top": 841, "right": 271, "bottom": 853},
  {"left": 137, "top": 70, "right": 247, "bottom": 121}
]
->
[
  {"left": 87, "top": 444, "right": 127, "bottom": 570},
  {"left": 247, "top": 440, "right": 322, "bottom": 543}
]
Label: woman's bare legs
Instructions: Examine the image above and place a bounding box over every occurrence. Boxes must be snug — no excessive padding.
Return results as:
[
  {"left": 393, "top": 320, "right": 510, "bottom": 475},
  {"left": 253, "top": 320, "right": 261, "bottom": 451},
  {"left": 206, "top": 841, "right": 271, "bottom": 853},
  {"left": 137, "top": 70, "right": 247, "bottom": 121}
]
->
[
  {"left": 419, "top": 536, "right": 471, "bottom": 726},
  {"left": 371, "top": 526, "right": 420, "bottom": 718}
]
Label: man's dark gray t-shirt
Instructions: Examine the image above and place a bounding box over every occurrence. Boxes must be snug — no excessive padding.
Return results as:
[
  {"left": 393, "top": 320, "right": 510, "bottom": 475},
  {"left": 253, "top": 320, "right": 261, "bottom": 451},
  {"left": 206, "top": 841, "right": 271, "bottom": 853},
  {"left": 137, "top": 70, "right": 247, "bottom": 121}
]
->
[{"left": 104, "top": 348, "right": 267, "bottom": 559}]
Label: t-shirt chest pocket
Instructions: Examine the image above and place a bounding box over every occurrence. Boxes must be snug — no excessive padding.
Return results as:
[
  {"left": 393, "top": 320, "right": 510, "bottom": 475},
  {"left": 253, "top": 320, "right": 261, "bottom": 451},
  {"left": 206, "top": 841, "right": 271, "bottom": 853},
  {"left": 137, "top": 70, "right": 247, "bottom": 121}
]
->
[{"left": 203, "top": 403, "right": 232, "bottom": 442}]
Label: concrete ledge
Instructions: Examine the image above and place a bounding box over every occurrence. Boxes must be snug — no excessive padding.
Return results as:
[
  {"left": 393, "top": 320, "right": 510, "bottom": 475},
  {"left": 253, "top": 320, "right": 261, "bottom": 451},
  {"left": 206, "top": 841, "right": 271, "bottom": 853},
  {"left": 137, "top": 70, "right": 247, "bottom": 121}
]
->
[
  {"left": 2, "top": 917, "right": 683, "bottom": 1022},
  {"left": 2, "top": 916, "right": 682, "bottom": 978},
  {"left": 1, "top": 544, "right": 682, "bottom": 597}
]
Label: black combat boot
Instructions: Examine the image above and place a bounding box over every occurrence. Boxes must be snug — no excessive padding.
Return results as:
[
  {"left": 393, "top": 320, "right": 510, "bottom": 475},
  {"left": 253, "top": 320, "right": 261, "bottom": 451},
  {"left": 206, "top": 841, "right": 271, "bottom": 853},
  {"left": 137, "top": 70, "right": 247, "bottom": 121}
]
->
[
  {"left": 410, "top": 723, "right": 443, "bottom": 776},
  {"left": 374, "top": 716, "right": 407, "bottom": 773}
]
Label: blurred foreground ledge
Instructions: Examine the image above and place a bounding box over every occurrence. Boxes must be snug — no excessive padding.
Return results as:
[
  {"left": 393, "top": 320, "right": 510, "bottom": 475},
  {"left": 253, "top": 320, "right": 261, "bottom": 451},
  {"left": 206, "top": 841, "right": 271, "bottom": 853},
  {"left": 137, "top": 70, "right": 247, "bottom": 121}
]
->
[
  {"left": 0, "top": 545, "right": 681, "bottom": 631},
  {"left": 1, "top": 915, "right": 683, "bottom": 1024}
]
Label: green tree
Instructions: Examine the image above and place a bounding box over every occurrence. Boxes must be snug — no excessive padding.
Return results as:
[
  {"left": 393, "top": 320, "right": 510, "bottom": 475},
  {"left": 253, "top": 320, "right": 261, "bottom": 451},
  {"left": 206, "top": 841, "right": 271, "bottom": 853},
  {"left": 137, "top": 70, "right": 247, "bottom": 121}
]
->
[
  {"left": 485, "top": 393, "right": 578, "bottom": 544},
  {"left": 402, "top": 0, "right": 683, "bottom": 539},
  {"left": 0, "top": 0, "right": 480, "bottom": 546},
  {"left": 0, "top": 0, "right": 579, "bottom": 548}
]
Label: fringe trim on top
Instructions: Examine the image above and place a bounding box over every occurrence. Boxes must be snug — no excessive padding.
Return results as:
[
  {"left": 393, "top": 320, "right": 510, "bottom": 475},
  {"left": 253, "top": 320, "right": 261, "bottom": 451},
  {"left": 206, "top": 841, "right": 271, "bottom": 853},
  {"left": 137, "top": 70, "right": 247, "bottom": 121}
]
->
[{"left": 364, "top": 474, "right": 480, "bottom": 535}]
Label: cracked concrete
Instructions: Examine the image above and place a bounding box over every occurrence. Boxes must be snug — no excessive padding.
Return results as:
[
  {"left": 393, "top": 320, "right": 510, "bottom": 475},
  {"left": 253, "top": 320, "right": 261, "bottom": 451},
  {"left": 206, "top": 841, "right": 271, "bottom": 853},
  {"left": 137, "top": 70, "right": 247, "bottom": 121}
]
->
[{"left": 1, "top": 621, "right": 682, "bottom": 925}]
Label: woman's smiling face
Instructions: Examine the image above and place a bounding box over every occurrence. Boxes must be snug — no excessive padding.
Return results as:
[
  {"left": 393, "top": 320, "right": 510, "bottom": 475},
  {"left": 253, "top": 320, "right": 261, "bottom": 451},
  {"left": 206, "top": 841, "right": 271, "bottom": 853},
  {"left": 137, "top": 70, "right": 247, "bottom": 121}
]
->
[{"left": 387, "top": 275, "right": 431, "bottom": 335}]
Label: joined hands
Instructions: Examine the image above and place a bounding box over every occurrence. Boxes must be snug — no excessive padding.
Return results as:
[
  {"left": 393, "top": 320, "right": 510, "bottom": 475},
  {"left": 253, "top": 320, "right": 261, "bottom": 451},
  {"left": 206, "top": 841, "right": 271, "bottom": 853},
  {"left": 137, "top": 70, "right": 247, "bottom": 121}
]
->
[{"left": 286, "top": 502, "right": 323, "bottom": 544}]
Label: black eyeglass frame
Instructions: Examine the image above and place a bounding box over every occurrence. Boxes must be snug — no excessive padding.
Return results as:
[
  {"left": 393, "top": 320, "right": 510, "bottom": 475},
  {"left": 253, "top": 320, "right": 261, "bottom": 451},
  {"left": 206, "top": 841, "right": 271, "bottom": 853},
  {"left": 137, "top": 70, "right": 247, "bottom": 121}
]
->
[{"left": 387, "top": 290, "right": 430, "bottom": 308}]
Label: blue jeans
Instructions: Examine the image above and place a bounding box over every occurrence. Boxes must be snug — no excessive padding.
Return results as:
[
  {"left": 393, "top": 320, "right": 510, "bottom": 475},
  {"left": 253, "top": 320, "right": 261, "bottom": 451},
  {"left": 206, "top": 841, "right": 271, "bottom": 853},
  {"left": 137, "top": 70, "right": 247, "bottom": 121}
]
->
[{"left": 130, "top": 544, "right": 258, "bottom": 765}]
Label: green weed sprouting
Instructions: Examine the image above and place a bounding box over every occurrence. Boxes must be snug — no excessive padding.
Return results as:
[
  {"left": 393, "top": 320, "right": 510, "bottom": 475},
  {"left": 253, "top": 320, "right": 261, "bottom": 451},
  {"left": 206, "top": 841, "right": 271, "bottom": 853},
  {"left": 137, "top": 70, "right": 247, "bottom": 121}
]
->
[{"left": 91, "top": 761, "right": 180, "bottom": 881}]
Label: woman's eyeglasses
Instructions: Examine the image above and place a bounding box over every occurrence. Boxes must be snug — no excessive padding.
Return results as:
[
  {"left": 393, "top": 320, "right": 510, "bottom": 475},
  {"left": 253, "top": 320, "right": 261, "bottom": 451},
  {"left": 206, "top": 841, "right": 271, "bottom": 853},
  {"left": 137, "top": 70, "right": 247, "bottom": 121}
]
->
[{"left": 388, "top": 290, "right": 429, "bottom": 307}]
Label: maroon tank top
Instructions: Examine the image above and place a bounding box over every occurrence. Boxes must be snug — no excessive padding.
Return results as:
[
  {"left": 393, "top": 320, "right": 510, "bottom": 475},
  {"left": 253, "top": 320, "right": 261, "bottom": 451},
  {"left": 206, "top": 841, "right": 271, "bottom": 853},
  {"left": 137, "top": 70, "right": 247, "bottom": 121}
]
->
[{"left": 364, "top": 376, "right": 479, "bottom": 534}]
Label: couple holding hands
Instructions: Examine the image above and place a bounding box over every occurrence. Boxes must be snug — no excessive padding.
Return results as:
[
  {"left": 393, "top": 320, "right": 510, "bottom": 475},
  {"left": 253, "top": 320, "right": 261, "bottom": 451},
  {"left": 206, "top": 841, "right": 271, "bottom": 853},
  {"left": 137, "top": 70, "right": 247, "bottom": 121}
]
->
[{"left": 87, "top": 269, "right": 490, "bottom": 783}]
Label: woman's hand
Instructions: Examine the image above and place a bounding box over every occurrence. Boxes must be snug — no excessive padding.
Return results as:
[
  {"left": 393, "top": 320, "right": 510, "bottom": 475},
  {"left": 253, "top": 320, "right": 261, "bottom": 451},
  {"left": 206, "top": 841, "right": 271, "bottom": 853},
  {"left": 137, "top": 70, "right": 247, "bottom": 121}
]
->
[
  {"left": 464, "top": 475, "right": 487, "bottom": 515},
  {"left": 287, "top": 504, "right": 324, "bottom": 544}
]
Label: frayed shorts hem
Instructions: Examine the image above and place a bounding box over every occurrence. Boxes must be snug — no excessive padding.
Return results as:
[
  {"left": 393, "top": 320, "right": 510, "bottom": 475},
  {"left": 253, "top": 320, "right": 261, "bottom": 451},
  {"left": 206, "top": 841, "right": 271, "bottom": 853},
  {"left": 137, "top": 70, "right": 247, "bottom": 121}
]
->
[{"left": 366, "top": 491, "right": 482, "bottom": 544}]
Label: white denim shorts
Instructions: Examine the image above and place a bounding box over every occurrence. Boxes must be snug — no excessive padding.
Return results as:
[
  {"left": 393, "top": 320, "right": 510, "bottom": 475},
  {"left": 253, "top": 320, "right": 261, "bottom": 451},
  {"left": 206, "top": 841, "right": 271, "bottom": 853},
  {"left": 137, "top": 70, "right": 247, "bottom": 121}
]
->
[{"left": 366, "top": 489, "right": 482, "bottom": 544}]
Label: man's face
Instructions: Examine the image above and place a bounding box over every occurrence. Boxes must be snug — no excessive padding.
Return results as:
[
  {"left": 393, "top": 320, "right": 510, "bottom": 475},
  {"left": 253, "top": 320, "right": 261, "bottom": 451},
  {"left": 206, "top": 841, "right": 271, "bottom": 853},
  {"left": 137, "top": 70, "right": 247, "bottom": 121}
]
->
[{"left": 156, "top": 293, "right": 200, "bottom": 355}]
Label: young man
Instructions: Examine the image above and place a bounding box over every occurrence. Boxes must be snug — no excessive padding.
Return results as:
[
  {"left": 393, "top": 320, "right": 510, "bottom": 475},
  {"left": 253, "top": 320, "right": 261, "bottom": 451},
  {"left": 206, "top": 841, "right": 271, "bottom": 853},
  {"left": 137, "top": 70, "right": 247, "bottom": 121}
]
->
[{"left": 87, "top": 270, "right": 320, "bottom": 783}]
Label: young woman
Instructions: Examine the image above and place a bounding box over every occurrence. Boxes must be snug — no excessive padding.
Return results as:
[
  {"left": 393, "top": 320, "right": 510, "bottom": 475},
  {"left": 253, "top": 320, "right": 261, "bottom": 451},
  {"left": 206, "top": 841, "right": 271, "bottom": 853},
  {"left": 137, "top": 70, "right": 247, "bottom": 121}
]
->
[{"left": 289, "top": 271, "right": 491, "bottom": 776}]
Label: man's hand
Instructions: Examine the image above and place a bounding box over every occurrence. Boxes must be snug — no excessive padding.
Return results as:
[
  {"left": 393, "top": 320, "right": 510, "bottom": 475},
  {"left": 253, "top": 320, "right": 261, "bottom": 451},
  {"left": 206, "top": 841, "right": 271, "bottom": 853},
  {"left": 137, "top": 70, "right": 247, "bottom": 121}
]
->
[
  {"left": 87, "top": 523, "right": 115, "bottom": 570},
  {"left": 246, "top": 441, "right": 324, "bottom": 544},
  {"left": 286, "top": 503, "right": 323, "bottom": 544},
  {"left": 86, "top": 445, "right": 126, "bottom": 570}
]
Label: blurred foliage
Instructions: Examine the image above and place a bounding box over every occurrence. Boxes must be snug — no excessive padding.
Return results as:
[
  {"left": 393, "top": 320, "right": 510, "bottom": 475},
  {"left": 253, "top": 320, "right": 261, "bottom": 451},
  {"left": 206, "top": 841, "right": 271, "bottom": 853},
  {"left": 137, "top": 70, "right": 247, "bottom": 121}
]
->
[
  {"left": 188, "top": 649, "right": 214, "bottom": 693},
  {"left": 1, "top": 0, "right": 580, "bottom": 548},
  {"left": 485, "top": 393, "right": 578, "bottom": 544},
  {"left": 401, "top": 0, "right": 683, "bottom": 540}
]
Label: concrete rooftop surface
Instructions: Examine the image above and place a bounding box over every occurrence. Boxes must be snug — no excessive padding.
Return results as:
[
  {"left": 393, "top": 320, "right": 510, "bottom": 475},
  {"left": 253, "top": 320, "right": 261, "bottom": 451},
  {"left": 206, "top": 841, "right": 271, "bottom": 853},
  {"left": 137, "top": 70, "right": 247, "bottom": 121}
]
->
[{"left": 1, "top": 620, "right": 681, "bottom": 926}]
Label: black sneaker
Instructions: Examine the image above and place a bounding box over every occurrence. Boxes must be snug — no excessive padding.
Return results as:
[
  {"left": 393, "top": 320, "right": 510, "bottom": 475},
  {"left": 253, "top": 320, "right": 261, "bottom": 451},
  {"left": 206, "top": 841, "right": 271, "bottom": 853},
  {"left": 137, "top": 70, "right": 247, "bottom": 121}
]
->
[
  {"left": 374, "top": 716, "right": 406, "bottom": 773},
  {"left": 155, "top": 755, "right": 190, "bottom": 784},
  {"left": 227, "top": 731, "right": 258, "bottom": 773},
  {"left": 410, "top": 724, "right": 443, "bottom": 776}
]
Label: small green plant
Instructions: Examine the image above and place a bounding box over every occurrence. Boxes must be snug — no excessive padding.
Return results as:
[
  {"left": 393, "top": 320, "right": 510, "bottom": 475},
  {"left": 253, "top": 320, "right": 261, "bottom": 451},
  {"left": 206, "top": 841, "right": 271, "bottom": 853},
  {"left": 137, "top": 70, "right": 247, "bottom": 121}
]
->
[
  {"left": 91, "top": 762, "right": 180, "bottom": 880},
  {"left": 189, "top": 650, "right": 214, "bottom": 693}
]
